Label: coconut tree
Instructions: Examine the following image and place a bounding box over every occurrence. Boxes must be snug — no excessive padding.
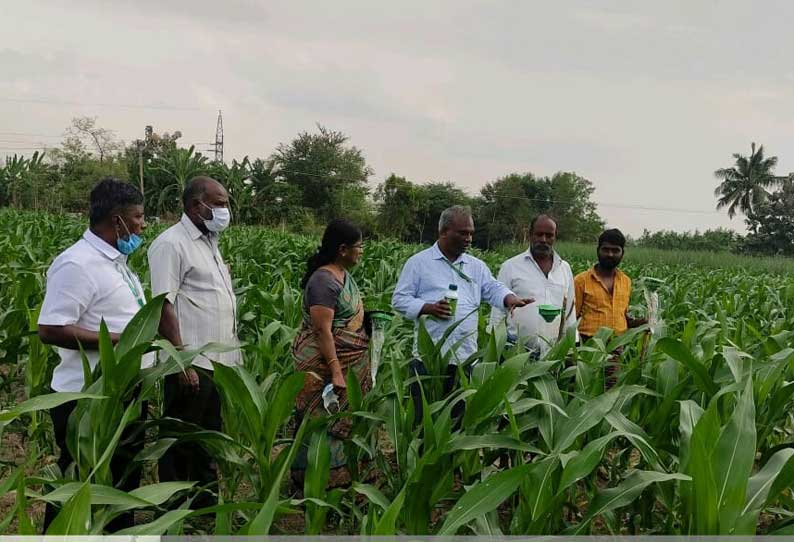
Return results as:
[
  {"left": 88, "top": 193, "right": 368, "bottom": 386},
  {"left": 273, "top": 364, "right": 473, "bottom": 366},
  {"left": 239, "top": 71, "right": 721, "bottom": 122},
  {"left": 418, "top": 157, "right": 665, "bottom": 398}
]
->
[
  {"left": 714, "top": 142, "right": 781, "bottom": 219},
  {"left": 152, "top": 145, "right": 210, "bottom": 215}
]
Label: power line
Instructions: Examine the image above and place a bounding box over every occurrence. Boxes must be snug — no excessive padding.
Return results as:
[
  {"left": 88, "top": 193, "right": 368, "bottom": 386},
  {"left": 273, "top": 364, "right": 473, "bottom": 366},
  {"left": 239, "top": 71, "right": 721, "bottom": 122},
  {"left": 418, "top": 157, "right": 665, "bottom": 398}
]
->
[
  {"left": 0, "top": 96, "right": 206, "bottom": 112},
  {"left": 0, "top": 132, "right": 63, "bottom": 138},
  {"left": 0, "top": 130, "right": 214, "bottom": 147}
]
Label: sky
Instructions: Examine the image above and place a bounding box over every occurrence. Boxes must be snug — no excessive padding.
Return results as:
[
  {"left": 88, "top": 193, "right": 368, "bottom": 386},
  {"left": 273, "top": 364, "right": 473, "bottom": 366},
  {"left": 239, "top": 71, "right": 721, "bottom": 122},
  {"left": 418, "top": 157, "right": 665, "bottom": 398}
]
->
[{"left": 2, "top": 0, "right": 793, "bottom": 236}]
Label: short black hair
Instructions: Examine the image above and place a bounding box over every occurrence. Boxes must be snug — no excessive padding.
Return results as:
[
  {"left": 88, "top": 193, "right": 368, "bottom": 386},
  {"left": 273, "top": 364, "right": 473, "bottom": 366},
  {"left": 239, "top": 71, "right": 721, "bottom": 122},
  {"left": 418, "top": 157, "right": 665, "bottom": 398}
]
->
[
  {"left": 598, "top": 228, "right": 626, "bottom": 249},
  {"left": 530, "top": 214, "right": 557, "bottom": 234},
  {"left": 182, "top": 176, "right": 218, "bottom": 209},
  {"left": 89, "top": 177, "right": 143, "bottom": 226}
]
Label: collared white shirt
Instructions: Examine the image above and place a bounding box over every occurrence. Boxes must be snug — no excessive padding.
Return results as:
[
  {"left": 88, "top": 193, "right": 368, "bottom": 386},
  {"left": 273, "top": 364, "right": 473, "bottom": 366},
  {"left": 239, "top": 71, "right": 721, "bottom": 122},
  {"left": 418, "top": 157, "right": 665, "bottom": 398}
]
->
[
  {"left": 391, "top": 242, "right": 513, "bottom": 364},
  {"left": 38, "top": 229, "right": 154, "bottom": 392},
  {"left": 489, "top": 249, "right": 577, "bottom": 354},
  {"left": 148, "top": 214, "right": 240, "bottom": 370}
]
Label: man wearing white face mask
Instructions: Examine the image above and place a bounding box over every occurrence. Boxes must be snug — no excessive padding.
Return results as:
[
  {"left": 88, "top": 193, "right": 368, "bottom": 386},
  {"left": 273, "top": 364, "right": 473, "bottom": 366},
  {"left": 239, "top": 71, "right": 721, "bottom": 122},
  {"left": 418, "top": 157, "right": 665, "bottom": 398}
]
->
[{"left": 148, "top": 176, "right": 239, "bottom": 499}]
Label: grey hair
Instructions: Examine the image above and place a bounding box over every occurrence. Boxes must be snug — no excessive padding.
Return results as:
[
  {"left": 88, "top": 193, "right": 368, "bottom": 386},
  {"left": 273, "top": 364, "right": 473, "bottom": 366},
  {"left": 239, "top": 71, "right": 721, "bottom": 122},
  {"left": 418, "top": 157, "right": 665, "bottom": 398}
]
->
[{"left": 438, "top": 205, "right": 473, "bottom": 233}]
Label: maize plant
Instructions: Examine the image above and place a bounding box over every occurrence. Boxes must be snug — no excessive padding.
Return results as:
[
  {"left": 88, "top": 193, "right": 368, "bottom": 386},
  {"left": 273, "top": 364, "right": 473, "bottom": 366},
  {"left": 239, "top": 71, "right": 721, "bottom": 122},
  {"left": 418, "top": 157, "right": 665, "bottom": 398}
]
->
[{"left": 0, "top": 208, "right": 794, "bottom": 535}]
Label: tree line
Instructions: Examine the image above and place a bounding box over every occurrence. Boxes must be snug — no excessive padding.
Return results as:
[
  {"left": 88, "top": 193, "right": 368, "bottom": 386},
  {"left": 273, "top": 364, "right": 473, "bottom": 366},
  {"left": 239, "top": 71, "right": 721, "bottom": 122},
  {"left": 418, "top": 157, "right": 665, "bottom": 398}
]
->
[
  {"left": 1, "top": 118, "right": 792, "bottom": 254},
  {"left": 0, "top": 117, "right": 605, "bottom": 247}
]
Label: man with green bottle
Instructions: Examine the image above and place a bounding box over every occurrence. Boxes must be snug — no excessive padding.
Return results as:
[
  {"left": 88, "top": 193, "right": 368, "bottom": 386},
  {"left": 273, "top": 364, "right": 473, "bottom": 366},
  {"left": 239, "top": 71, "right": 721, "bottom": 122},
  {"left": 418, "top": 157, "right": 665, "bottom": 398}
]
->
[{"left": 392, "top": 205, "right": 532, "bottom": 421}]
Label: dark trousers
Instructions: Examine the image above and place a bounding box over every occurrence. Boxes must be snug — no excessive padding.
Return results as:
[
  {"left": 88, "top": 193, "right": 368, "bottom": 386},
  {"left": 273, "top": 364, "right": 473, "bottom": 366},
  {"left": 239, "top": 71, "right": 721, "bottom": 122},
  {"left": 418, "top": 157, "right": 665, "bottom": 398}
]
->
[
  {"left": 408, "top": 359, "right": 470, "bottom": 425},
  {"left": 43, "top": 399, "right": 147, "bottom": 532},
  {"left": 158, "top": 367, "right": 221, "bottom": 505}
]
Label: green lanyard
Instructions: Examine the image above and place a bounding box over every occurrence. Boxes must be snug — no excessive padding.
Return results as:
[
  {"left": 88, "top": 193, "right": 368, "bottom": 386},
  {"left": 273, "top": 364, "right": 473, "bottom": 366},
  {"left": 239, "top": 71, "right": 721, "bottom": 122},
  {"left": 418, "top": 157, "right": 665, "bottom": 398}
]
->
[
  {"left": 441, "top": 257, "right": 473, "bottom": 283},
  {"left": 117, "top": 262, "right": 145, "bottom": 308}
]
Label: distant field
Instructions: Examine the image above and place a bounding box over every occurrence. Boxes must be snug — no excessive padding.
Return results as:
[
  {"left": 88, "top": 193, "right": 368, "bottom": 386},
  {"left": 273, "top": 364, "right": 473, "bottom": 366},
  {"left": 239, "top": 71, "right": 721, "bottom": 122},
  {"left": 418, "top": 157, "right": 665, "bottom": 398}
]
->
[{"left": 495, "top": 240, "right": 794, "bottom": 275}]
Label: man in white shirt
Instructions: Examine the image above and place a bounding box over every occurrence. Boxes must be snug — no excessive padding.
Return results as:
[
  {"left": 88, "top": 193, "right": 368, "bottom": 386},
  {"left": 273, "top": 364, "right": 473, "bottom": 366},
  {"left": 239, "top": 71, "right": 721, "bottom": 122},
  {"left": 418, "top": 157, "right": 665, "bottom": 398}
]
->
[
  {"left": 148, "top": 176, "right": 239, "bottom": 500},
  {"left": 489, "top": 214, "right": 577, "bottom": 356},
  {"left": 38, "top": 177, "right": 151, "bottom": 531}
]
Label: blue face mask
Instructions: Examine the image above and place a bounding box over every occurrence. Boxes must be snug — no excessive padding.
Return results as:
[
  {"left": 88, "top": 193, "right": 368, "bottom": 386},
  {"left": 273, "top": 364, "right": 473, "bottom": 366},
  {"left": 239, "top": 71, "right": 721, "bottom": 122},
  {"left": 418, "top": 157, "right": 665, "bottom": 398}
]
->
[
  {"left": 116, "top": 216, "right": 143, "bottom": 255},
  {"left": 117, "top": 233, "right": 143, "bottom": 255}
]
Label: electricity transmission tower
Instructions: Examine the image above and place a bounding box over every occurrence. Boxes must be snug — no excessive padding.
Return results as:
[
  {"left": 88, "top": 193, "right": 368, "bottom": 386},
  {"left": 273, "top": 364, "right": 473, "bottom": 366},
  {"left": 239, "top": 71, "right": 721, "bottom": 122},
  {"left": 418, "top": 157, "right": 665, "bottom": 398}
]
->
[{"left": 211, "top": 110, "right": 224, "bottom": 163}]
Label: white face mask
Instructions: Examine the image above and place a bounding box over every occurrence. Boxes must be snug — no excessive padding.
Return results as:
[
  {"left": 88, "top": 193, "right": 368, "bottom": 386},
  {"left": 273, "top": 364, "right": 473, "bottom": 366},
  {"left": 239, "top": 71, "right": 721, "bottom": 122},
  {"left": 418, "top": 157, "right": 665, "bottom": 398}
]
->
[{"left": 201, "top": 202, "right": 231, "bottom": 232}]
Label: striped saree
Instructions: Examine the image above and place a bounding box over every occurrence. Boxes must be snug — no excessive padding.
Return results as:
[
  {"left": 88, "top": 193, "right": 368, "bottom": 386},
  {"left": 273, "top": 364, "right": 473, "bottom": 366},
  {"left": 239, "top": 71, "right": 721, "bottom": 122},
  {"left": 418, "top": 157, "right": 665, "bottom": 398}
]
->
[{"left": 291, "top": 271, "right": 370, "bottom": 487}]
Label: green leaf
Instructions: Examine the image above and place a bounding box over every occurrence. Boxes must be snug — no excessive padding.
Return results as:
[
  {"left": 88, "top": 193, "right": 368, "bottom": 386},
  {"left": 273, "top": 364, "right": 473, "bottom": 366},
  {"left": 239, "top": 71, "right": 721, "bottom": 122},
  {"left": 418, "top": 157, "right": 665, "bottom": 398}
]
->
[
  {"left": 373, "top": 487, "right": 406, "bottom": 535},
  {"left": 127, "top": 482, "right": 196, "bottom": 507},
  {"left": 471, "top": 510, "right": 503, "bottom": 536},
  {"left": 735, "top": 448, "right": 794, "bottom": 534},
  {"left": 685, "top": 403, "right": 721, "bottom": 534},
  {"left": 463, "top": 355, "right": 524, "bottom": 428},
  {"left": 604, "top": 412, "right": 660, "bottom": 468},
  {"left": 713, "top": 377, "right": 756, "bottom": 534},
  {"left": 35, "top": 482, "right": 151, "bottom": 507},
  {"left": 291, "top": 496, "right": 343, "bottom": 516},
  {"left": 533, "top": 376, "right": 565, "bottom": 450},
  {"left": 448, "top": 434, "right": 543, "bottom": 454},
  {"left": 132, "top": 438, "right": 177, "bottom": 463},
  {"left": 46, "top": 482, "right": 91, "bottom": 535},
  {"left": 244, "top": 416, "right": 312, "bottom": 535},
  {"left": 558, "top": 432, "right": 631, "bottom": 494},
  {"left": 569, "top": 471, "right": 690, "bottom": 534},
  {"left": 346, "top": 367, "right": 363, "bottom": 413},
  {"left": 509, "top": 397, "right": 568, "bottom": 417},
  {"left": 97, "top": 319, "right": 116, "bottom": 389},
  {"left": 116, "top": 294, "right": 166, "bottom": 358},
  {"left": 262, "top": 371, "right": 305, "bottom": 451},
  {"left": 304, "top": 427, "right": 331, "bottom": 534},
  {"left": 213, "top": 363, "right": 265, "bottom": 441},
  {"left": 15, "top": 472, "right": 35, "bottom": 535},
  {"left": 657, "top": 337, "right": 718, "bottom": 396},
  {"left": 554, "top": 388, "right": 620, "bottom": 452},
  {"left": 524, "top": 456, "right": 559, "bottom": 522},
  {"left": 0, "top": 392, "right": 105, "bottom": 422},
  {"left": 115, "top": 509, "right": 193, "bottom": 535},
  {"left": 438, "top": 463, "right": 530, "bottom": 534},
  {"left": 87, "top": 400, "right": 141, "bottom": 481},
  {"left": 352, "top": 482, "right": 391, "bottom": 511},
  {"left": 305, "top": 430, "right": 331, "bottom": 499},
  {"left": 678, "top": 400, "right": 704, "bottom": 472}
]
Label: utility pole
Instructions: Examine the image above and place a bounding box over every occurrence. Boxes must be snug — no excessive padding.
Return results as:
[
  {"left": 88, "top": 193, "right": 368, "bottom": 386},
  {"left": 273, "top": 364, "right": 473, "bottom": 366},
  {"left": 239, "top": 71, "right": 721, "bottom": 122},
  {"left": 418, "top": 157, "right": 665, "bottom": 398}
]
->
[
  {"left": 212, "top": 110, "right": 224, "bottom": 164},
  {"left": 137, "top": 139, "right": 145, "bottom": 197},
  {"left": 137, "top": 126, "right": 153, "bottom": 200}
]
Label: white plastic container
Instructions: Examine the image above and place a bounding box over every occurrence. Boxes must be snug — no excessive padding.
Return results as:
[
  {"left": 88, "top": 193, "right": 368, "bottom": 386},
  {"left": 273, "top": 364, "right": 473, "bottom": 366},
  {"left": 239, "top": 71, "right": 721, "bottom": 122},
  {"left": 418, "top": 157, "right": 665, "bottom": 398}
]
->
[
  {"left": 322, "top": 383, "right": 340, "bottom": 414},
  {"left": 445, "top": 283, "right": 458, "bottom": 316}
]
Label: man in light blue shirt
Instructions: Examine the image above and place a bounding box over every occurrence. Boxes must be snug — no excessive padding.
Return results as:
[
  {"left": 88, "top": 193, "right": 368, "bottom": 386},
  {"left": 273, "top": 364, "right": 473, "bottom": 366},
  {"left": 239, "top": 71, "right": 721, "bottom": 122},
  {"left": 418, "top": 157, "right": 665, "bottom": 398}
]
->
[{"left": 393, "top": 206, "right": 532, "bottom": 407}]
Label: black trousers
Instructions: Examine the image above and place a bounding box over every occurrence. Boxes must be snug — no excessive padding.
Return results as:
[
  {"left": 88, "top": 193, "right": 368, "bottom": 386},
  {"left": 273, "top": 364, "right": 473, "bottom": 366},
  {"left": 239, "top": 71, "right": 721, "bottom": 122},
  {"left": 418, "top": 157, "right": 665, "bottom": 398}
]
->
[
  {"left": 408, "top": 358, "right": 470, "bottom": 425},
  {"left": 43, "top": 399, "right": 147, "bottom": 532},
  {"left": 158, "top": 367, "right": 221, "bottom": 505}
]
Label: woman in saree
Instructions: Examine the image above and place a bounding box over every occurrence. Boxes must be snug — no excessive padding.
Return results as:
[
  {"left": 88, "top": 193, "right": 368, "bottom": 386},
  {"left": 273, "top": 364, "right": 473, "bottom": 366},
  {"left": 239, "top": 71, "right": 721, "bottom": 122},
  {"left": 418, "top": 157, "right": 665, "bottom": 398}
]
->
[{"left": 291, "top": 219, "right": 369, "bottom": 488}]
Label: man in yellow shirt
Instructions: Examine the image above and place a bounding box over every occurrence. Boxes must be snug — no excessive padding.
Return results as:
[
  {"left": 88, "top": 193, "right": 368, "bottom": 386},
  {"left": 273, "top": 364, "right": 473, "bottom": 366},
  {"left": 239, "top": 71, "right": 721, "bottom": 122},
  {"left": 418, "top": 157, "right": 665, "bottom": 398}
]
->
[{"left": 575, "top": 229, "right": 646, "bottom": 384}]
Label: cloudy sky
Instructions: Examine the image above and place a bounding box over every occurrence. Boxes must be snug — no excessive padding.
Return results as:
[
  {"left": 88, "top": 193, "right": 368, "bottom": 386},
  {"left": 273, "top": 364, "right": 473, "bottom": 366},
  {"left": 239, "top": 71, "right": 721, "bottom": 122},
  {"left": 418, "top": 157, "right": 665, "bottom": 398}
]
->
[{"left": 2, "top": 1, "right": 793, "bottom": 235}]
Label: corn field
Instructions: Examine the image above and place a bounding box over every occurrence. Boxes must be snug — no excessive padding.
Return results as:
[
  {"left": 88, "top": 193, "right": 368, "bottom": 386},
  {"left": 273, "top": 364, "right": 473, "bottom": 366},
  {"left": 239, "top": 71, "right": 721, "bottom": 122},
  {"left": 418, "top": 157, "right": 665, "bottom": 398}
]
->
[{"left": 2, "top": 208, "right": 794, "bottom": 535}]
